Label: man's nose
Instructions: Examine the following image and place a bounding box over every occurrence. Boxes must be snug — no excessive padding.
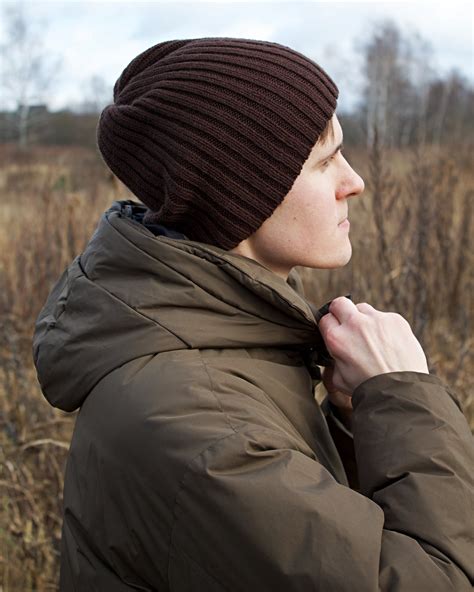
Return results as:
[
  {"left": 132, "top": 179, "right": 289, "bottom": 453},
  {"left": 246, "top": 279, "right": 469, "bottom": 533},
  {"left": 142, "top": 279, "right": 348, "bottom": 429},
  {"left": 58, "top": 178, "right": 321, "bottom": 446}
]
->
[
  {"left": 351, "top": 170, "right": 365, "bottom": 197},
  {"left": 337, "top": 166, "right": 365, "bottom": 200}
]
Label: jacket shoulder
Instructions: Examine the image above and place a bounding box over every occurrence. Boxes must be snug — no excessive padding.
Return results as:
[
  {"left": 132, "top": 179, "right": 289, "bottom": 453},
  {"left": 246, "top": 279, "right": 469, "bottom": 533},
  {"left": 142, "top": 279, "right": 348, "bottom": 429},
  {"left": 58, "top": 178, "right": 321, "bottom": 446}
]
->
[{"left": 78, "top": 349, "right": 315, "bottom": 475}]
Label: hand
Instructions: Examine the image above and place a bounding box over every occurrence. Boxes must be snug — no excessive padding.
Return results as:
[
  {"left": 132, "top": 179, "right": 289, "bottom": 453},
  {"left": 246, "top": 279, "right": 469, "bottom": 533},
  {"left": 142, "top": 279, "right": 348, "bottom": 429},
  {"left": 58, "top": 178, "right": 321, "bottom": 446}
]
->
[
  {"left": 322, "top": 364, "right": 353, "bottom": 430},
  {"left": 318, "top": 297, "right": 429, "bottom": 395}
]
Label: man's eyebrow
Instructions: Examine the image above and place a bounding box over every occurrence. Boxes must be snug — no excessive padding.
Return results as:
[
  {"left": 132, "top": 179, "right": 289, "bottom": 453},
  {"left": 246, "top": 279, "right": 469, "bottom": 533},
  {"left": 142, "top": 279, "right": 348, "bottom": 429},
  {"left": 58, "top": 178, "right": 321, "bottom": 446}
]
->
[{"left": 313, "top": 141, "right": 344, "bottom": 165}]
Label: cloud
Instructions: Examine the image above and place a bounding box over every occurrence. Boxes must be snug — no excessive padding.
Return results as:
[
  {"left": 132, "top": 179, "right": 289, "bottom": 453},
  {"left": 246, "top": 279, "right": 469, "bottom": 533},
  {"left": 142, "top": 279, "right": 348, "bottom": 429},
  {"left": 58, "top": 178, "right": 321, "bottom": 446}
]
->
[{"left": 4, "top": 0, "right": 471, "bottom": 111}]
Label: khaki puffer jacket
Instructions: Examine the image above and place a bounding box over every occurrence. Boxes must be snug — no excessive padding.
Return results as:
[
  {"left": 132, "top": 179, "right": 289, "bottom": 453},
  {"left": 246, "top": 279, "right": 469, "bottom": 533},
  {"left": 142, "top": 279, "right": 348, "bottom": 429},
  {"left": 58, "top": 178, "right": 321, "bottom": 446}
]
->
[{"left": 33, "top": 200, "right": 474, "bottom": 591}]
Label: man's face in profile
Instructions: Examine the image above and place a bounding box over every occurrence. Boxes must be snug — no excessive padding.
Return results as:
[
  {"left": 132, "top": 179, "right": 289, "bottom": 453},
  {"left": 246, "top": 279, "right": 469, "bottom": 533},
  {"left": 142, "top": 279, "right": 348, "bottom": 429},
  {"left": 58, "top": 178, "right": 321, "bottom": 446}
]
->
[{"left": 230, "top": 114, "right": 365, "bottom": 279}]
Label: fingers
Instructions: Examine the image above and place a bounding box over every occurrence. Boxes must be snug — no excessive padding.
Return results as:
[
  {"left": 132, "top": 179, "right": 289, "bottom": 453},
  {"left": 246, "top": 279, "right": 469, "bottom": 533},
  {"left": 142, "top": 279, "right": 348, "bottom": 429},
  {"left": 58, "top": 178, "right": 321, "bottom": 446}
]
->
[
  {"left": 318, "top": 297, "right": 378, "bottom": 343},
  {"left": 323, "top": 298, "right": 377, "bottom": 325},
  {"left": 328, "top": 296, "right": 358, "bottom": 323},
  {"left": 319, "top": 296, "right": 357, "bottom": 338},
  {"left": 318, "top": 311, "right": 339, "bottom": 338},
  {"left": 356, "top": 302, "right": 376, "bottom": 315},
  {"left": 328, "top": 389, "right": 353, "bottom": 410}
]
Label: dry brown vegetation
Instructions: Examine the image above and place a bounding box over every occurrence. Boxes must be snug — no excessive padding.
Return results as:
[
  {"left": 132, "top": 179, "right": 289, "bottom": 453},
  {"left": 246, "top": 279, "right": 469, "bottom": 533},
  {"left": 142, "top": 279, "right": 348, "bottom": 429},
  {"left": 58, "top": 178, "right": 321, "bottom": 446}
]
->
[{"left": 0, "top": 140, "right": 472, "bottom": 591}]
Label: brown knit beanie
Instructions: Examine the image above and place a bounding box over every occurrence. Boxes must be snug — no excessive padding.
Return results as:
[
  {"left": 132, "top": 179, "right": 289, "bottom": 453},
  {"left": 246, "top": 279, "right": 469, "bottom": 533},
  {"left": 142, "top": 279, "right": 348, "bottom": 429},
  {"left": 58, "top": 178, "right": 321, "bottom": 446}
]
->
[{"left": 97, "top": 37, "right": 338, "bottom": 249}]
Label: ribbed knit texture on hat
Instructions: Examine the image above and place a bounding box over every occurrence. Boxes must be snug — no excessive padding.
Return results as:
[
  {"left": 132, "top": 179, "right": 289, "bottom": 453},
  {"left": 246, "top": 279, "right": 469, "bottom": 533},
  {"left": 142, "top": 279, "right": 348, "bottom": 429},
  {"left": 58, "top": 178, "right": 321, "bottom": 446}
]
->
[{"left": 97, "top": 37, "right": 338, "bottom": 249}]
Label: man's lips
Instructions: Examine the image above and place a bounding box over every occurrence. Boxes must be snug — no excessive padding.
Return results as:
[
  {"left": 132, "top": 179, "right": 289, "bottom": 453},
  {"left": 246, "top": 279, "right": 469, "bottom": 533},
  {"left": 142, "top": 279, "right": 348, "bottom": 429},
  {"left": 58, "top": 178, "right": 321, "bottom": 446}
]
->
[{"left": 338, "top": 217, "right": 350, "bottom": 228}]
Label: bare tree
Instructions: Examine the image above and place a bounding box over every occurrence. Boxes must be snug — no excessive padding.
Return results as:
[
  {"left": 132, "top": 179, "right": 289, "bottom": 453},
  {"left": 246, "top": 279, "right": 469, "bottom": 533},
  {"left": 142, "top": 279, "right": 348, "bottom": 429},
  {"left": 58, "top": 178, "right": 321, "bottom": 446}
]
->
[
  {"left": 426, "top": 69, "right": 474, "bottom": 148},
  {"left": 357, "top": 20, "right": 435, "bottom": 149},
  {"left": 0, "top": 2, "right": 61, "bottom": 147}
]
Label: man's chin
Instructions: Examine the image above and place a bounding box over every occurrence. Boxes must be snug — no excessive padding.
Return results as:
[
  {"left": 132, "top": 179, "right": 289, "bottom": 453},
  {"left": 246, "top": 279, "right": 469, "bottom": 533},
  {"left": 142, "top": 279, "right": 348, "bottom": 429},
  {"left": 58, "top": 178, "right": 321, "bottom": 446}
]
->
[{"left": 312, "top": 247, "right": 352, "bottom": 270}]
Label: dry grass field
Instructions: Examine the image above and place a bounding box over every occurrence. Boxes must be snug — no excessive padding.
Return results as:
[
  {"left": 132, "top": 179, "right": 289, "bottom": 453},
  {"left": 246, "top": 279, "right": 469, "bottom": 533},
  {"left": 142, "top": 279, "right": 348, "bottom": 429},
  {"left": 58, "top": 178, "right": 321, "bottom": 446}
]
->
[{"left": 0, "top": 140, "right": 472, "bottom": 591}]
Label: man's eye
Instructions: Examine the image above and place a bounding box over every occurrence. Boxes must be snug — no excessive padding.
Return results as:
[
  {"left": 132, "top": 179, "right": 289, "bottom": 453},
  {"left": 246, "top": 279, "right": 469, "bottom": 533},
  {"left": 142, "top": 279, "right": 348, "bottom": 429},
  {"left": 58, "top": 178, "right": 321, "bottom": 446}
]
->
[
  {"left": 321, "top": 149, "right": 343, "bottom": 169},
  {"left": 322, "top": 155, "right": 335, "bottom": 169}
]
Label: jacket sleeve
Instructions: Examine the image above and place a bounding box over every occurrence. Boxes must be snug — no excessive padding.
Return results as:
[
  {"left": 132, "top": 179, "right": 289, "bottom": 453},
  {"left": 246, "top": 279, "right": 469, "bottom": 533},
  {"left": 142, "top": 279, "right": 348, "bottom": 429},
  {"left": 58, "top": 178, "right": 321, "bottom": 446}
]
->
[{"left": 168, "top": 371, "right": 474, "bottom": 592}]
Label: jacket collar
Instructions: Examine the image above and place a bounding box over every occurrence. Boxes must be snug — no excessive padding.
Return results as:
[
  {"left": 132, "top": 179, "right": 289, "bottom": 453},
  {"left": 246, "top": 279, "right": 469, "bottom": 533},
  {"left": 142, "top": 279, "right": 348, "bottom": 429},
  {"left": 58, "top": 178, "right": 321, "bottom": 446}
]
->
[{"left": 33, "top": 200, "right": 339, "bottom": 411}]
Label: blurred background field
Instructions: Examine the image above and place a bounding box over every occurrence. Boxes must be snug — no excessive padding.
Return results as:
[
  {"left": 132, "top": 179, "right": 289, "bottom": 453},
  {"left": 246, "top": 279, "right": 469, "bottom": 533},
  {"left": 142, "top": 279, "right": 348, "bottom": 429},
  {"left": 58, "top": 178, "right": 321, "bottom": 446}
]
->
[{"left": 1, "top": 2, "right": 473, "bottom": 590}]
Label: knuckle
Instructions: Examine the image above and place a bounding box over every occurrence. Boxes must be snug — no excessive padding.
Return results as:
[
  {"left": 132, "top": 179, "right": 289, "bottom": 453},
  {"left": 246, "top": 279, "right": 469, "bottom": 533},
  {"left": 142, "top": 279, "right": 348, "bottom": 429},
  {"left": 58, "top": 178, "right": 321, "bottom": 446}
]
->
[
  {"left": 346, "top": 312, "right": 363, "bottom": 329},
  {"left": 391, "top": 312, "right": 409, "bottom": 325},
  {"left": 384, "top": 312, "right": 411, "bottom": 331},
  {"left": 356, "top": 302, "right": 373, "bottom": 313},
  {"left": 329, "top": 296, "right": 348, "bottom": 310}
]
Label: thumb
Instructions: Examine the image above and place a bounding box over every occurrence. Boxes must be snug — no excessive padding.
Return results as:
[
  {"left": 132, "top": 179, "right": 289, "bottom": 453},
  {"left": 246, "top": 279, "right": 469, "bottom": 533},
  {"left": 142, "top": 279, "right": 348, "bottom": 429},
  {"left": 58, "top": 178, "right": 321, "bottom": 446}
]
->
[
  {"left": 322, "top": 365, "right": 337, "bottom": 393},
  {"left": 330, "top": 364, "right": 353, "bottom": 397}
]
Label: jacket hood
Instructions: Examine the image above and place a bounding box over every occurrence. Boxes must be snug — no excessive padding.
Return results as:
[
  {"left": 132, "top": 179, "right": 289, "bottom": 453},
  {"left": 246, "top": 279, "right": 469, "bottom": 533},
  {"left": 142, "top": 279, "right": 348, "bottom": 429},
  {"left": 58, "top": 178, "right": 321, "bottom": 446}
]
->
[{"left": 33, "top": 200, "right": 330, "bottom": 412}]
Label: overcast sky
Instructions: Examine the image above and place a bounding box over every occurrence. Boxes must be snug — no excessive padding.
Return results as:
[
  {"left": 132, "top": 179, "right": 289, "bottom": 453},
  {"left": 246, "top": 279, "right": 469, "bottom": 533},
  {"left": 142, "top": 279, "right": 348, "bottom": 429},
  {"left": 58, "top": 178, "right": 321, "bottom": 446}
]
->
[{"left": 1, "top": 0, "right": 473, "bottom": 112}]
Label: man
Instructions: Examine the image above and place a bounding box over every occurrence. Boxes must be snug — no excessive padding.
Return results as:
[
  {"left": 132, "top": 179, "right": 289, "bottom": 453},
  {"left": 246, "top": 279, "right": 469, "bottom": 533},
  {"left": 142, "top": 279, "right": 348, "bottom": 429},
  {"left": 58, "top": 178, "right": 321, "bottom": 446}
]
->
[{"left": 33, "top": 37, "right": 473, "bottom": 591}]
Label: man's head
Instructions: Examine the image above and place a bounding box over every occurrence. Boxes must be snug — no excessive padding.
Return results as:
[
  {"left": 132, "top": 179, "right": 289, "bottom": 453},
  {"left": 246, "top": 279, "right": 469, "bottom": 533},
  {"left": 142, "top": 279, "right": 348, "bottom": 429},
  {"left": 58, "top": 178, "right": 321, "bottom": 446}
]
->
[
  {"left": 230, "top": 114, "right": 364, "bottom": 278},
  {"left": 96, "top": 37, "right": 342, "bottom": 254}
]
